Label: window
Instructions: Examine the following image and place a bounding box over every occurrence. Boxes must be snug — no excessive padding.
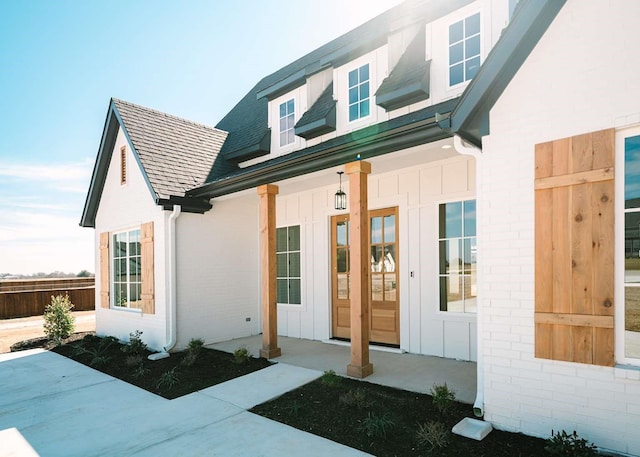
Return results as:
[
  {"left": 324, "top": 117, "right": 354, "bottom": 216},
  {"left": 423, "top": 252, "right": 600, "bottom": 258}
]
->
[
  {"left": 277, "top": 225, "right": 301, "bottom": 304},
  {"left": 348, "top": 64, "right": 370, "bottom": 121},
  {"left": 439, "top": 200, "right": 477, "bottom": 312},
  {"left": 448, "top": 12, "right": 481, "bottom": 87},
  {"left": 112, "top": 229, "right": 141, "bottom": 308},
  {"left": 120, "top": 146, "right": 127, "bottom": 185},
  {"left": 279, "top": 99, "right": 295, "bottom": 146},
  {"left": 624, "top": 132, "right": 640, "bottom": 360}
]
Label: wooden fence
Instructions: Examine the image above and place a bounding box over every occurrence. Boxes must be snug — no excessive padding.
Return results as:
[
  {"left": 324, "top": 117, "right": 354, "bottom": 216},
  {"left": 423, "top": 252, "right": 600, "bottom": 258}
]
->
[{"left": 0, "top": 277, "right": 95, "bottom": 319}]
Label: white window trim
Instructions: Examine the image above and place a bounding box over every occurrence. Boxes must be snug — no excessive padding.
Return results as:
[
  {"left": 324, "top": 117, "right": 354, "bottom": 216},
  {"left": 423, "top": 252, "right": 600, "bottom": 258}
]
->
[
  {"left": 347, "top": 63, "right": 372, "bottom": 124},
  {"left": 615, "top": 124, "right": 640, "bottom": 366},
  {"left": 110, "top": 226, "right": 143, "bottom": 312},
  {"left": 279, "top": 98, "right": 295, "bottom": 147},
  {"left": 447, "top": 10, "right": 483, "bottom": 90}
]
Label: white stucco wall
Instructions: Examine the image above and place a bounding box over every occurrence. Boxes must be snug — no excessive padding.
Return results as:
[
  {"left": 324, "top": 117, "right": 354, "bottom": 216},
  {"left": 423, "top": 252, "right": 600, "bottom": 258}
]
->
[
  {"left": 480, "top": 1, "right": 640, "bottom": 454},
  {"left": 276, "top": 153, "right": 477, "bottom": 360},
  {"left": 94, "top": 127, "right": 168, "bottom": 350},
  {"left": 173, "top": 194, "right": 261, "bottom": 349}
]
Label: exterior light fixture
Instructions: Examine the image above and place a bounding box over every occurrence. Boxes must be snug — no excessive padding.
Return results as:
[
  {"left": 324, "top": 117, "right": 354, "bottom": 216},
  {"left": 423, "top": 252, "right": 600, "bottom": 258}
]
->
[{"left": 334, "top": 171, "right": 347, "bottom": 211}]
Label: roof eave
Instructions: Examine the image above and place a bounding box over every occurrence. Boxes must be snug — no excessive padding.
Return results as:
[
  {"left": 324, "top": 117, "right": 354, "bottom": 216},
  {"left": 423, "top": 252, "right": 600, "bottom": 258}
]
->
[
  {"left": 294, "top": 104, "right": 337, "bottom": 140},
  {"left": 449, "top": 0, "right": 566, "bottom": 146}
]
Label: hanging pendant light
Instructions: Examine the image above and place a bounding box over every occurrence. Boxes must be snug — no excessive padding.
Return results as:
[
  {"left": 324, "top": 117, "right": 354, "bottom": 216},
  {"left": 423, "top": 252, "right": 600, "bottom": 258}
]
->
[{"left": 334, "top": 171, "right": 347, "bottom": 211}]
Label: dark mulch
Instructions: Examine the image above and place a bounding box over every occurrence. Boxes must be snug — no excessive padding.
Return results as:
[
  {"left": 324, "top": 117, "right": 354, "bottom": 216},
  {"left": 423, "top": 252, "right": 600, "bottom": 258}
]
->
[
  {"left": 250, "top": 374, "right": 550, "bottom": 457},
  {"left": 32, "top": 334, "right": 274, "bottom": 399}
]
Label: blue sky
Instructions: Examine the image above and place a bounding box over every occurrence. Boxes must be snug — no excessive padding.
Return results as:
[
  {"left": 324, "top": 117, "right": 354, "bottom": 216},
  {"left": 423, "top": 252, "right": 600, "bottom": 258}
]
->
[{"left": 0, "top": 0, "right": 401, "bottom": 275}]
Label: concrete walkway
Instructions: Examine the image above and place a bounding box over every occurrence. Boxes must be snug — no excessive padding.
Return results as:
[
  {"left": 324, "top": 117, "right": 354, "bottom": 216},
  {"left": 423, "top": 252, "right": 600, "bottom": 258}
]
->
[
  {"left": 0, "top": 349, "right": 371, "bottom": 457},
  {"left": 211, "top": 335, "right": 477, "bottom": 404}
]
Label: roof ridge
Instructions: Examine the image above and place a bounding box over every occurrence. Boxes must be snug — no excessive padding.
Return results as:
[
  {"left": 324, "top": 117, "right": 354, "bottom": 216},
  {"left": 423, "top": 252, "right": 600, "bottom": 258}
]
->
[{"left": 111, "top": 98, "right": 227, "bottom": 134}]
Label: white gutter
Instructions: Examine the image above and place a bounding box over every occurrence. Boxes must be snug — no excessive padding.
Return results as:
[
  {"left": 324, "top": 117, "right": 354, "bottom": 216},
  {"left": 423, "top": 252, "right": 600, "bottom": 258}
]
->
[
  {"left": 453, "top": 135, "right": 485, "bottom": 417},
  {"left": 148, "top": 204, "right": 181, "bottom": 361}
]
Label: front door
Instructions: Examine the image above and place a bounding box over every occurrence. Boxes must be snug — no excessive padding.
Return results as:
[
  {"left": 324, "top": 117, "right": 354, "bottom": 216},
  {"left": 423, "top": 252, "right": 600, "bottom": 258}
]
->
[{"left": 331, "top": 207, "right": 400, "bottom": 345}]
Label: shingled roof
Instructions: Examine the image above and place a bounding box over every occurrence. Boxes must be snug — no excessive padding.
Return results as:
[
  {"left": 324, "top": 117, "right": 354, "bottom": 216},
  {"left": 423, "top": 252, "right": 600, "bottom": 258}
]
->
[{"left": 80, "top": 98, "right": 227, "bottom": 227}]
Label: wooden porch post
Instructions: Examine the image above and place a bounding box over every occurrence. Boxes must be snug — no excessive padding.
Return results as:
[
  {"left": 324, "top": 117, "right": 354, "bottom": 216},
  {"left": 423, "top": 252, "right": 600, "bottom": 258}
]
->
[
  {"left": 346, "top": 160, "right": 373, "bottom": 378},
  {"left": 257, "top": 184, "right": 281, "bottom": 358}
]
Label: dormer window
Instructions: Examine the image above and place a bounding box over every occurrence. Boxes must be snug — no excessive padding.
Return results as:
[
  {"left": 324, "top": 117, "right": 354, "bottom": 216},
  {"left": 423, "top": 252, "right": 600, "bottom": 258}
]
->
[
  {"left": 448, "top": 12, "right": 481, "bottom": 87},
  {"left": 348, "top": 64, "right": 370, "bottom": 122},
  {"left": 279, "top": 99, "right": 295, "bottom": 146}
]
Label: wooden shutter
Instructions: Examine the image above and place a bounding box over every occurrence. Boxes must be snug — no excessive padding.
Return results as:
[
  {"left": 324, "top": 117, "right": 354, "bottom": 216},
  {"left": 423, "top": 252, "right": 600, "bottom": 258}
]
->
[
  {"left": 139, "top": 221, "right": 155, "bottom": 314},
  {"left": 534, "top": 128, "right": 615, "bottom": 366},
  {"left": 100, "top": 232, "right": 110, "bottom": 309}
]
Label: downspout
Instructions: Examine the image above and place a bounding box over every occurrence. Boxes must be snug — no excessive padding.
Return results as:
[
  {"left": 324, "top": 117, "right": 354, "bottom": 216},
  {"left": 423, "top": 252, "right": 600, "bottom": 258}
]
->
[
  {"left": 148, "top": 204, "right": 181, "bottom": 360},
  {"left": 453, "top": 135, "right": 484, "bottom": 417}
]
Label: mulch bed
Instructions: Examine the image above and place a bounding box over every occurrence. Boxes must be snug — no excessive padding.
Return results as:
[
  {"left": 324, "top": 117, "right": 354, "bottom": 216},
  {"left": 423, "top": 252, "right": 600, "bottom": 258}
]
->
[
  {"left": 250, "top": 374, "right": 550, "bottom": 457},
  {"left": 14, "top": 333, "right": 272, "bottom": 399}
]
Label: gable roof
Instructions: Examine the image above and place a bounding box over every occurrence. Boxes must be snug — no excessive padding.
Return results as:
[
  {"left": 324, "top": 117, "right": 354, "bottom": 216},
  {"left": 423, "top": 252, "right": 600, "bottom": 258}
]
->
[{"left": 80, "top": 98, "right": 227, "bottom": 227}]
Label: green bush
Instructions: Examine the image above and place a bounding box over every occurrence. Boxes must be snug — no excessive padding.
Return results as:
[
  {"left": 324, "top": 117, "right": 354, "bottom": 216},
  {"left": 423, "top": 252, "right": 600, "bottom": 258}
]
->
[
  {"left": 155, "top": 367, "right": 180, "bottom": 390},
  {"left": 121, "top": 330, "right": 147, "bottom": 356},
  {"left": 319, "top": 369, "right": 341, "bottom": 387},
  {"left": 43, "top": 294, "right": 75, "bottom": 345},
  {"left": 233, "top": 346, "right": 252, "bottom": 364},
  {"left": 545, "top": 430, "right": 597, "bottom": 456},
  {"left": 430, "top": 382, "right": 456, "bottom": 415},
  {"left": 339, "top": 388, "right": 372, "bottom": 409},
  {"left": 359, "top": 412, "right": 395, "bottom": 439},
  {"left": 181, "top": 338, "right": 205, "bottom": 366}
]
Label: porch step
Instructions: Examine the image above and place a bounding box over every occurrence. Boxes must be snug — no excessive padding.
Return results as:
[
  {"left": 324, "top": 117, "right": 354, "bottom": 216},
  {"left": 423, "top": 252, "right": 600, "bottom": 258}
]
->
[{"left": 452, "top": 417, "right": 493, "bottom": 441}]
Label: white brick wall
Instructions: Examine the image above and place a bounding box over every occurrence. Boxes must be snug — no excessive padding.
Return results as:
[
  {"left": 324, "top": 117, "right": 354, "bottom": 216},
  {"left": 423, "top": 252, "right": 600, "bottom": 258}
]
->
[{"left": 481, "top": 1, "right": 640, "bottom": 454}]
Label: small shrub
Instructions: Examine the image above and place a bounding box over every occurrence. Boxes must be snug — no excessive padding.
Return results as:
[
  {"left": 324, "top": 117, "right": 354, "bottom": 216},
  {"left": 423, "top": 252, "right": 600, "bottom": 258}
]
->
[
  {"left": 430, "top": 382, "right": 456, "bottom": 415},
  {"left": 125, "top": 354, "right": 143, "bottom": 367},
  {"left": 284, "top": 400, "right": 302, "bottom": 416},
  {"left": 155, "top": 367, "right": 180, "bottom": 391},
  {"left": 121, "top": 330, "right": 147, "bottom": 356},
  {"left": 181, "top": 338, "right": 205, "bottom": 366},
  {"left": 359, "top": 412, "right": 395, "bottom": 439},
  {"left": 233, "top": 346, "right": 251, "bottom": 364},
  {"left": 545, "top": 430, "right": 597, "bottom": 456},
  {"left": 319, "top": 370, "right": 341, "bottom": 387},
  {"left": 71, "top": 341, "right": 88, "bottom": 357},
  {"left": 43, "top": 294, "right": 75, "bottom": 345},
  {"left": 131, "top": 363, "right": 150, "bottom": 380},
  {"left": 339, "top": 388, "right": 372, "bottom": 409},
  {"left": 416, "top": 421, "right": 450, "bottom": 450},
  {"left": 89, "top": 353, "right": 112, "bottom": 368}
]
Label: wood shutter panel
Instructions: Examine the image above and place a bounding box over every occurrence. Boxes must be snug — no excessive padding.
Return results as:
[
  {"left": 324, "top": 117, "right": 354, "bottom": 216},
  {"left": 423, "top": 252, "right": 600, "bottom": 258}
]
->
[
  {"left": 534, "top": 128, "right": 615, "bottom": 366},
  {"left": 139, "top": 221, "right": 155, "bottom": 314},
  {"left": 100, "top": 232, "right": 110, "bottom": 309}
]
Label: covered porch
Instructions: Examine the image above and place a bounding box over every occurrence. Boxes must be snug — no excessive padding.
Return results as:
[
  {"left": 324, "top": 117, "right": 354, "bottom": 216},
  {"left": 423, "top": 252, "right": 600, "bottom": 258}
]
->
[{"left": 209, "top": 335, "right": 477, "bottom": 404}]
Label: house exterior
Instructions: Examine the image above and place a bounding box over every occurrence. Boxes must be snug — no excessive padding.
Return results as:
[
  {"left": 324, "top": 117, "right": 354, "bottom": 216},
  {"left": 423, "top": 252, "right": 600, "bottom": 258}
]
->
[{"left": 81, "top": 0, "right": 640, "bottom": 454}]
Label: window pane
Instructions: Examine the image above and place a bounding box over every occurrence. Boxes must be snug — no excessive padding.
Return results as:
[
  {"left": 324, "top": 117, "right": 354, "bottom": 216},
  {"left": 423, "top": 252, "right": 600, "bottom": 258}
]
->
[
  {"left": 276, "top": 228, "right": 287, "bottom": 252},
  {"left": 287, "top": 130, "right": 295, "bottom": 145},
  {"left": 289, "top": 252, "right": 300, "bottom": 277},
  {"left": 129, "top": 283, "right": 140, "bottom": 303},
  {"left": 118, "top": 259, "right": 127, "bottom": 281},
  {"left": 626, "top": 212, "right": 640, "bottom": 282},
  {"left": 371, "top": 216, "right": 382, "bottom": 243},
  {"left": 348, "top": 69, "right": 358, "bottom": 87},
  {"left": 384, "top": 245, "right": 396, "bottom": 272},
  {"left": 464, "top": 238, "right": 477, "bottom": 274},
  {"left": 279, "top": 102, "right": 286, "bottom": 117},
  {"left": 465, "top": 13, "right": 480, "bottom": 37},
  {"left": 626, "top": 286, "right": 640, "bottom": 358},
  {"left": 465, "top": 34, "right": 480, "bottom": 58},
  {"left": 444, "top": 239, "right": 462, "bottom": 274},
  {"left": 287, "top": 99, "right": 294, "bottom": 113},
  {"left": 625, "top": 134, "right": 640, "bottom": 203},
  {"left": 442, "top": 275, "right": 464, "bottom": 312},
  {"left": 289, "top": 279, "right": 301, "bottom": 304},
  {"left": 336, "top": 221, "right": 348, "bottom": 246},
  {"left": 360, "top": 81, "right": 369, "bottom": 100},
  {"left": 349, "top": 103, "right": 359, "bottom": 121},
  {"left": 450, "top": 63, "right": 464, "bottom": 86},
  {"left": 279, "top": 132, "right": 287, "bottom": 147},
  {"left": 115, "top": 284, "right": 127, "bottom": 307},
  {"left": 384, "top": 274, "right": 397, "bottom": 302},
  {"left": 288, "top": 226, "right": 300, "bottom": 251},
  {"left": 449, "top": 42, "right": 463, "bottom": 65},
  {"left": 449, "top": 20, "right": 463, "bottom": 44},
  {"left": 132, "top": 257, "right": 141, "bottom": 276},
  {"left": 464, "top": 200, "right": 476, "bottom": 236},
  {"left": 277, "top": 279, "right": 288, "bottom": 303},
  {"left": 286, "top": 113, "right": 295, "bottom": 129},
  {"left": 337, "top": 248, "right": 348, "bottom": 273},
  {"left": 371, "top": 245, "right": 383, "bottom": 272},
  {"left": 371, "top": 274, "right": 383, "bottom": 301},
  {"left": 360, "top": 100, "right": 370, "bottom": 118},
  {"left": 349, "top": 87, "right": 358, "bottom": 104},
  {"left": 384, "top": 215, "right": 395, "bottom": 242},
  {"left": 279, "top": 116, "right": 287, "bottom": 132},
  {"left": 466, "top": 56, "right": 481, "bottom": 80},
  {"left": 441, "top": 202, "right": 462, "bottom": 238},
  {"left": 337, "top": 273, "right": 349, "bottom": 299},
  {"left": 464, "top": 275, "right": 477, "bottom": 313},
  {"left": 359, "top": 64, "right": 369, "bottom": 82},
  {"left": 276, "top": 253, "right": 288, "bottom": 277}
]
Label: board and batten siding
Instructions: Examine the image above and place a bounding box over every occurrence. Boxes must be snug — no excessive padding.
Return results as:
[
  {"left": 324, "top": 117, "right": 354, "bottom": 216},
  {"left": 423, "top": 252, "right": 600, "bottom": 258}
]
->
[
  {"left": 534, "top": 129, "right": 614, "bottom": 366},
  {"left": 276, "top": 154, "right": 477, "bottom": 360}
]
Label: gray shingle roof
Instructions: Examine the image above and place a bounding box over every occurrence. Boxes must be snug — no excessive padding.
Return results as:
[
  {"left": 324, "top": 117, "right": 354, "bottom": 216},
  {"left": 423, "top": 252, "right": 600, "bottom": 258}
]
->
[{"left": 113, "top": 99, "right": 228, "bottom": 199}]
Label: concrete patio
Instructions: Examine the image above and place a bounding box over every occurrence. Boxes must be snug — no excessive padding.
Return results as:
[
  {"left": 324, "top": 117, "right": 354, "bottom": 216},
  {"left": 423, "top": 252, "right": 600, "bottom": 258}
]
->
[{"left": 210, "top": 335, "right": 478, "bottom": 404}]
